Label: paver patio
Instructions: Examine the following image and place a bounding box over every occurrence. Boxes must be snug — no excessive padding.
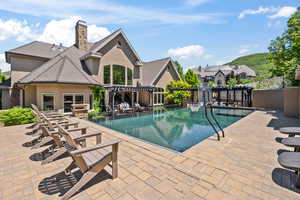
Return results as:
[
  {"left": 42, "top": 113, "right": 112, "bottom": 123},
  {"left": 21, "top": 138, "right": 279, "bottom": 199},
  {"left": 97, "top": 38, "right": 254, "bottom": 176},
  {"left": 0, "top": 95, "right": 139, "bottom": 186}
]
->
[{"left": 1, "top": 110, "right": 300, "bottom": 200}]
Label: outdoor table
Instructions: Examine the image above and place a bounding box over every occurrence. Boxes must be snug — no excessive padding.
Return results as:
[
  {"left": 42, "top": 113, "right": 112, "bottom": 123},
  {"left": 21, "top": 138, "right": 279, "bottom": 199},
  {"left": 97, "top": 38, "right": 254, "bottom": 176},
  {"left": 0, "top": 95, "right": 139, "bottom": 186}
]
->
[
  {"left": 279, "top": 127, "right": 300, "bottom": 137},
  {"left": 281, "top": 137, "right": 300, "bottom": 152}
]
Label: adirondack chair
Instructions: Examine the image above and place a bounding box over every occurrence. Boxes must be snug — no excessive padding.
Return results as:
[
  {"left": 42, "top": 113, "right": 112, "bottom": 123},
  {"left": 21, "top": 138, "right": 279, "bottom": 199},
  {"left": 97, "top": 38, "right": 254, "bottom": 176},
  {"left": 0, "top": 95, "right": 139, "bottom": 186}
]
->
[
  {"left": 30, "top": 108, "right": 69, "bottom": 136},
  {"left": 56, "top": 124, "right": 121, "bottom": 200},
  {"left": 31, "top": 112, "right": 79, "bottom": 149}
]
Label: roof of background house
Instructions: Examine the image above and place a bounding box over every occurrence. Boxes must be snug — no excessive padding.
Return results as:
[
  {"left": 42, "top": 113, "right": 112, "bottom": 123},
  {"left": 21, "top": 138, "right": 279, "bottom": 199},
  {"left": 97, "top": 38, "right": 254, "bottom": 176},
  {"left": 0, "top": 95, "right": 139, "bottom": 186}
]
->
[
  {"left": 18, "top": 46, "right": 99, "bottom": 85},
  {"left": 6, "top": 41, "right": 66, "bottom": 62},
  {"left": 192, "top": 64, "right": 256, "bottom": 78},
  {"left": 142, "top": 57, "right": 171, "bottom": 86}
]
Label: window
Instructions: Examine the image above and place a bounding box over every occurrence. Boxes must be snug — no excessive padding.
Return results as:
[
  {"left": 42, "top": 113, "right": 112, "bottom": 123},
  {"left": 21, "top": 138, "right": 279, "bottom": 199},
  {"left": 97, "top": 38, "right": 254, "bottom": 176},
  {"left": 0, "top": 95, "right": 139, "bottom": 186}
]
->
[
  {"left": 127, "top": 68, "right": 133, "bottom": 85},
  {"left": 153, "top": 91, "right": 164, "bottom": 105},
  {"left": 63, "top": 94, "right": 84, "bottom": 112},
  {"left": 42, "top": 94, "right": 55, "bottom": 111},
  {"left": 89, "top": 94, "right": 93, "bottom": 110},
  {"left": 134, "top": 66, "right": 140, "bottom": 79},
  {"left": 103, "top": 65, "right": 111, "bottom": 84},
  {"left": 113, "top": 65, "right": 126, "bottom": 85}
]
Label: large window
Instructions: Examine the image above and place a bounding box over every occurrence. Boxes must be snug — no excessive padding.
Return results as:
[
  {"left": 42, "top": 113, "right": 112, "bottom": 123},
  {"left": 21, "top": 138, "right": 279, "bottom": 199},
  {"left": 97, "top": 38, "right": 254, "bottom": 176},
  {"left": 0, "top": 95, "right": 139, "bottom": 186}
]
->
[
  {"left": 63, "top": 93, "right": 84, "bottom": 112},
  {"left": 42, "top": 94, "right": 55, "bottom": 111},
  {"left": 113, "top": 65, "right": 126, "bottom": 85},
  {"left": 103, "top": 65, "right": 110, "bottom": 84},
  {"left": 127, "top": 68, "right": 133, "bottom": 85},
  {"left": 153, "top": 91, "right": 164, "bottom": 105}
]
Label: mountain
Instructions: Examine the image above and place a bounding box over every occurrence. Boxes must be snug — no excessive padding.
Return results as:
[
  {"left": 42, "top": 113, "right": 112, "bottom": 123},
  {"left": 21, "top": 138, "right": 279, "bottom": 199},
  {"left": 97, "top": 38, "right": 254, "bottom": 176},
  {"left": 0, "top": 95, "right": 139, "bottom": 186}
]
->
[{"left": 226, "top": 53, "right": 274, "bottom": 79}]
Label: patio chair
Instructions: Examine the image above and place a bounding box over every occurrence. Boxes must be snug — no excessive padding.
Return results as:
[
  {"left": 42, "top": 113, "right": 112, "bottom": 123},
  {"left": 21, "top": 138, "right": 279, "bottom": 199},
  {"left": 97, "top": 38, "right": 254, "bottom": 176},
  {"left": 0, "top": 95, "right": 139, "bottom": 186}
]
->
[
  {"left": 278, "top": 152, "right": 300, "bottom": 188},
  {"left": 31, "top": 112, "right": 79, "bottom": 149},
  {"left": 119, "top": 102, "right": 133, "bottom": 113},
  {"left": 134, "top": 103, "right": 145, "bottom": 112},
  {"left": 56, "top": 124, "right": 121, "bottom": 200}
]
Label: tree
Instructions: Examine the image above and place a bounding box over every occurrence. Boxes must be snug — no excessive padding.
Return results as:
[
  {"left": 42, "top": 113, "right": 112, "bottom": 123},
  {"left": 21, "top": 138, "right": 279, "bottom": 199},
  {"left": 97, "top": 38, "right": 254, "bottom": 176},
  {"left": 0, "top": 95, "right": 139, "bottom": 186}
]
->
[
  {"left": 226, "top": 78, "right": 238, "bottom": 87},
  {"left": 165, "top": 80, "right": 191, "bottom": 105},
  {"left": 0, "top": 74, "right": 5, "bottom": 83},
  {"left": 268, "top": 7, "right": 300, "bottom": 86},
  {"left": 184, "top": 69, "right": 200, "bottom": 87},
  {"left": 174, "top": 61, "right": 184, "bottom": 80},
  {"left": 208, "top": 81, "right": 216, "bottom": 87},
  {"left": 239, "top": 78, "right": 252, "bottom": 85}
]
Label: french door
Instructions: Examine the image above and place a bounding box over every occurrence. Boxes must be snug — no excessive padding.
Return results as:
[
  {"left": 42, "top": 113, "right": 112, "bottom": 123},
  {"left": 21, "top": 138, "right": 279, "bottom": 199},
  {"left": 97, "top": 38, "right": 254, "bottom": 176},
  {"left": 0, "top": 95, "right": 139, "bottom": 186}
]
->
[{"left": 63, "top": 93, "right": 84, "bottom": 112}]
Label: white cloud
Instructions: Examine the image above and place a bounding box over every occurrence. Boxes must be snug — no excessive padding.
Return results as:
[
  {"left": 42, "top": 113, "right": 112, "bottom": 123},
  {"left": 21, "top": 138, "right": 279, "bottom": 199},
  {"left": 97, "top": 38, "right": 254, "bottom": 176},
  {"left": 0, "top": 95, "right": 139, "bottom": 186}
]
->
[
  {"left": 0, "top": 0, "right": 225, "bottom": 25},
  {"left": 239, "top": 6, "right": 297, "bottom": 19},
  {"left": 239, "top": 49, "right": 249, "bottom": 54},
  {"left": 168, "top": 45, "right": 205, "bottom": 59},
  {"left": 38, "top": 16, "right": 110, "bottom": 46},
  {"left": 268, "top": 6, "right": 297, "bottom": 19},
  {"left": 0, "top": 19, "right": 38, "bottom": 42},
  {"left": 185, "top": 0, "right": 211, "bottom": 7},
  {"left": 0, "top": 54, "right": 10, "bottom": 72},
  {"left": 238, "top": 6, "right": 273, "bottom": 19}
]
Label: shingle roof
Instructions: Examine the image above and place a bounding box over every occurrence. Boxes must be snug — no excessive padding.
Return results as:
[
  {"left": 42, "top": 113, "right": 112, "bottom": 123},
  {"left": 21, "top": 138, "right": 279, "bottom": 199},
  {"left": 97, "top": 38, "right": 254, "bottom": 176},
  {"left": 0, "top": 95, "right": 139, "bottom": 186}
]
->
[
  {"left": 141, "top": 57, "right": 172, "bottom": 86},
  {"left": 6, "top": 41, "right": 66, "bottom": 62},
  {"left": 18, "top": 46, "right": 100, "bottom": 85},
  {"left": 89, "top": 29, "right": 121, "bottom": 53},
  {"left": 192, "top": 64, "right": 256, "bottom": 78}
]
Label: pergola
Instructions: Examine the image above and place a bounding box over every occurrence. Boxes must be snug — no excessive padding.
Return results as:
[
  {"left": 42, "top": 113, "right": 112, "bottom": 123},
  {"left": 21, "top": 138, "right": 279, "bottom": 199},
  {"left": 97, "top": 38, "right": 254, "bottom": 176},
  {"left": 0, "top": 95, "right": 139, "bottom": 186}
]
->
[
  {"left": 104, "top": 86, "right": 163, "bottom": 110},
  {"left": 211, "top": 86, "right": 253, "bottom": 107}
]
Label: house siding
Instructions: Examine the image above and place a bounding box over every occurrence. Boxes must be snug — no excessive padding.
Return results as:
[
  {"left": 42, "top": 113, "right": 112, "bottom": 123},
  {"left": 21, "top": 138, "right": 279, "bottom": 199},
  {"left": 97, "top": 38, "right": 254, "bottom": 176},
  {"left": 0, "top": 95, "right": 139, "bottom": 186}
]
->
[
  {"left": 154, "top": 63, "right": 180, "bottom": 89},
  {"left": 34, "top": 84, "right": 92, "bottom": 111}
]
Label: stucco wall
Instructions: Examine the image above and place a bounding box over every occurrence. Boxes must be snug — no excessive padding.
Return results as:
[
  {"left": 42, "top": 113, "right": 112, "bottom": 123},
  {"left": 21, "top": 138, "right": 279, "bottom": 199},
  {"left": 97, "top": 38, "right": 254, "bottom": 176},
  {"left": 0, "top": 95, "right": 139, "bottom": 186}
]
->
[
  {"left": 24, "top": 85, "right": 37, "bottom": 107},
  {"left": 154, "top": 63, "right": 180, "bottom": 89},
  {"left": 1, "top": 89, "right": 11, "bottom": 109},
  {"left": 283, "top": 87, "right": 299, "bottom": 117},
  {"left": 253, "top": 89, "right": 283, "bottom": 110},
  {"left": 34, "top": 84, "right": 92, "bottom": 111},
  {"left": 97, "top": 46, "right": 137, "bottom": 86}
]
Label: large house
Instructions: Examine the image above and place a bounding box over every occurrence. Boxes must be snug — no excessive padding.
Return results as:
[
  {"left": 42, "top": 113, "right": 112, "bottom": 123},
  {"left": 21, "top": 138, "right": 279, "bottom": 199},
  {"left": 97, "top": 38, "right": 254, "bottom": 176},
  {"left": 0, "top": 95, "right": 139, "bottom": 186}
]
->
[
  {"left": 0, "top": 20, "right": 181, "bottom": 111},
  {"left": 192, "top": 65, "right": 256, "bottom": 86}
]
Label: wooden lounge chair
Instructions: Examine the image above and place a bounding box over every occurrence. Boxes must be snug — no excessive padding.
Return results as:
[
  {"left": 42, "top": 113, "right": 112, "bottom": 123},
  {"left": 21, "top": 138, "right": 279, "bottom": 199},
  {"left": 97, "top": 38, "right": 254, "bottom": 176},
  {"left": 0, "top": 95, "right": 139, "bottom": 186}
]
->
[
  {"left": 56, "top": 124, "right": 121, "bottom": 200},
  {"left": 278, "top": 152, "right": 300, "bottom": 188},
  {"left": 31, "top": 113, "right": 78, "bottom": 149},
  {"left": 280, "top": 127, "right": 300, "bottom": 137}
]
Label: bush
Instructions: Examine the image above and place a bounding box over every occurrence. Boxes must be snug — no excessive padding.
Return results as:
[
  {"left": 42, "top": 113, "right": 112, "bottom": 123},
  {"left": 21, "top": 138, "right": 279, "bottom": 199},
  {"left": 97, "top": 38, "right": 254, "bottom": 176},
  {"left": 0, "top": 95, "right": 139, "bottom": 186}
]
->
[{"left": 0, "top": 107, "right": 37, "bottom": 126}]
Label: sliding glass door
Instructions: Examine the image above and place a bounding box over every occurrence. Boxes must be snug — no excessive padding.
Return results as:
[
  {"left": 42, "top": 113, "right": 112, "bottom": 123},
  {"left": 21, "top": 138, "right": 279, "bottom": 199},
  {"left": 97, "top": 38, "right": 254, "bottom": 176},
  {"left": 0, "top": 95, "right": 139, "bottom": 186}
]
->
[{"left": 63, "top": 93, "right": 84, "bottom": 112}]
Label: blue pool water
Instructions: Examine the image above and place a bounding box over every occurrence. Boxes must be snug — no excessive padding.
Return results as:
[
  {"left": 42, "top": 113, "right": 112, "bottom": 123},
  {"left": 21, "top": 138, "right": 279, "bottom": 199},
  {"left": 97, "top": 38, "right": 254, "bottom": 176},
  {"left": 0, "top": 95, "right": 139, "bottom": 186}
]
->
[{"left": 90, "top": 108, "right": 252, "bottom": 152}]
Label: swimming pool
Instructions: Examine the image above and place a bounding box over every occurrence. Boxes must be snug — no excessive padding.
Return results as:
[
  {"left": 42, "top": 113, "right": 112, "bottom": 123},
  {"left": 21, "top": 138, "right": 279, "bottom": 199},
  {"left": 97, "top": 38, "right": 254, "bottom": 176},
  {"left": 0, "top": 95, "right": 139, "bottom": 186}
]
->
[{"left": 90, "top": 108, "right": 253, "bottom": 152}]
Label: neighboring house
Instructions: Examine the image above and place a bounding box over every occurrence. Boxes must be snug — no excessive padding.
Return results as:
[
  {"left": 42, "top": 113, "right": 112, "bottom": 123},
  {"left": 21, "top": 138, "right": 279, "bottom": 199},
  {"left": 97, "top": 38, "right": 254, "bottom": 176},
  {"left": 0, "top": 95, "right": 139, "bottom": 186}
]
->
[
  {"left": 0, "top": 20, "right": 181, "bottom": 111},
  {"left": 192, "top": 65, "right": 256, "bottom": 86}
]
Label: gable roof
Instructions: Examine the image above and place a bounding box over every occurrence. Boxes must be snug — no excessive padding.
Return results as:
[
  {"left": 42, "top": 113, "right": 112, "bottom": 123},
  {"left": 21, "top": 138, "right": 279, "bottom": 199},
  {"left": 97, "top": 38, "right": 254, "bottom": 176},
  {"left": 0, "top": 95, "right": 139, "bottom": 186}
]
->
[
  {"left": 6, "top": 41, "right": 66, "bottom": 63},
  {"left": 18, "top": 46, "right": 100, "bottom": 86},
  {"left": 88, "top": 29, "right": 141, "bottom": 62},
  {"left": 142, "top": 57, "right": 181, "bottom": 86}
]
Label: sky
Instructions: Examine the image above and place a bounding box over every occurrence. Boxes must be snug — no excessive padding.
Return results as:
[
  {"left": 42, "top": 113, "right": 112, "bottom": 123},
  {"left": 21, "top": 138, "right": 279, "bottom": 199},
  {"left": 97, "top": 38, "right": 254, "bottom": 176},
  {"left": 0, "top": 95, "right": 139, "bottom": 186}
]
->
[{"left": 0, "top": 0, "right": 298, "bottom": 72}]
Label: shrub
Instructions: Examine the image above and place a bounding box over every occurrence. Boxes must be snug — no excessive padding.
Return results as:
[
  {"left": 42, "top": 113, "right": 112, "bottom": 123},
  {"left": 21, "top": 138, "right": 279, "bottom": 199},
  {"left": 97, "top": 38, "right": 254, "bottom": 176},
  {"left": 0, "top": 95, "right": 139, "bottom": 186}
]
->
[
  {"left": 0, "top": 107, "right": 37, "bottom": 126},
  {"left": 165, "top": 80, "right": 191, "bottom": 105}
]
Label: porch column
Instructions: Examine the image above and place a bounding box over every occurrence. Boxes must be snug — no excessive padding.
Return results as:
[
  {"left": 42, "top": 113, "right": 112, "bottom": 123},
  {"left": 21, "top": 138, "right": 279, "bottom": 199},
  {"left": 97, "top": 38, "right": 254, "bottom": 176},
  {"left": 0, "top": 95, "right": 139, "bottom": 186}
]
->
[
  {"left": 137, "top": 91, "right": 139, "bottom": 104},
  {"left": 131, "top": 91, "right": 134, "bottom": 106},
  {"left": 19, "top": 89, "right": 24, "bottom": 107}
]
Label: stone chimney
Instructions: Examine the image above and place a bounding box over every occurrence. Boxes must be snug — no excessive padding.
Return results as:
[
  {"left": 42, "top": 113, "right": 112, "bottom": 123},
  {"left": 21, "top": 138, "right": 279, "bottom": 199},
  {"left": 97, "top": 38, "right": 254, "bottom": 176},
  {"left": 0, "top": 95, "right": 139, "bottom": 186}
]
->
[{"left": 75, "top": 20, "right": 88, "bottom": 51}]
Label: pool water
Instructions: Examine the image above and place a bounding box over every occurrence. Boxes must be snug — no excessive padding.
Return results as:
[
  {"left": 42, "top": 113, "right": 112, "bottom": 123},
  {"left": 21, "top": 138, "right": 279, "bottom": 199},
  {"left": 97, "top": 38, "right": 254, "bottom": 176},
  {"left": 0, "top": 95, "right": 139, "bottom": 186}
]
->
[{"left": 90, "top": 108, "right": 252, "bottom": 152}]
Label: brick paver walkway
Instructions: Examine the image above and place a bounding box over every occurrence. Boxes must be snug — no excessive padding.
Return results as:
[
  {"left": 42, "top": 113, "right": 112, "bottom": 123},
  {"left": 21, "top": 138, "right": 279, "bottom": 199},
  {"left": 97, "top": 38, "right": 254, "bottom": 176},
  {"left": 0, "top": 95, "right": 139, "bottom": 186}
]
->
[{"left": 0, "top": 110, "right": 300, "bottom": 200}]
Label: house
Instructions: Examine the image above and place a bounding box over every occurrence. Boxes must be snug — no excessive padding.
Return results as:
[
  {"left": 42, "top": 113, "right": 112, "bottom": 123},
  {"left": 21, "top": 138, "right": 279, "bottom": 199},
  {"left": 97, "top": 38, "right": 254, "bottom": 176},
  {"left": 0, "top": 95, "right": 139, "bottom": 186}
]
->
[
  {"left": 192, "top": 65, "right": 256, "bottom": 86},
  {"left": 0, "top": 20, "right": 181, "bottom": 111}
]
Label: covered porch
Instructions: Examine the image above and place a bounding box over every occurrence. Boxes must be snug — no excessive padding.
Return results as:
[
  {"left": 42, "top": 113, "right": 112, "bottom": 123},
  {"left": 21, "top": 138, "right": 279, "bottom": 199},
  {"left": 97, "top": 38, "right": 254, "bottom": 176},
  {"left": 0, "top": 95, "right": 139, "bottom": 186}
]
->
[{"left": 104, "top": 86, "right": 164, "bottom": 111}]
